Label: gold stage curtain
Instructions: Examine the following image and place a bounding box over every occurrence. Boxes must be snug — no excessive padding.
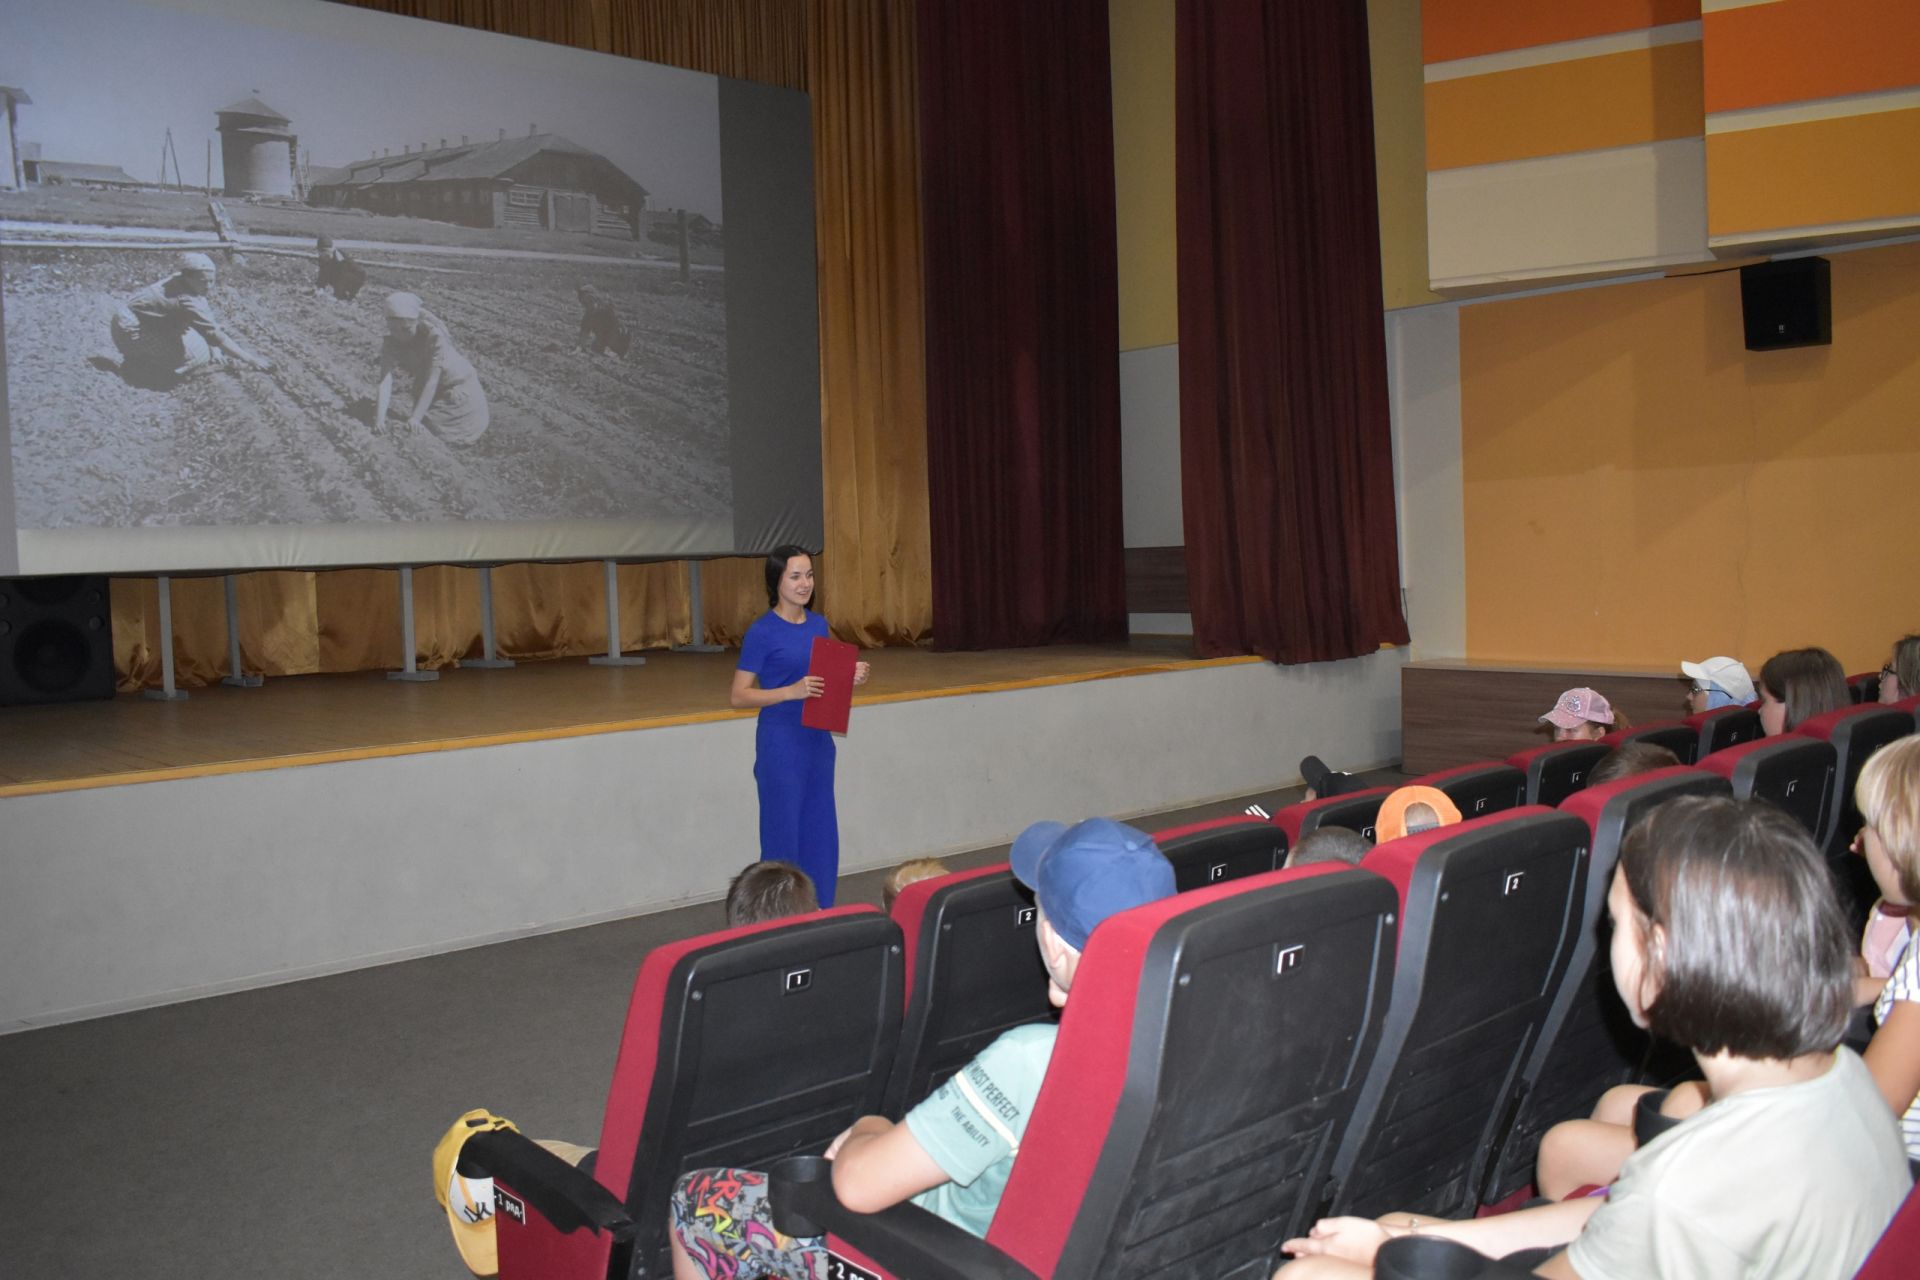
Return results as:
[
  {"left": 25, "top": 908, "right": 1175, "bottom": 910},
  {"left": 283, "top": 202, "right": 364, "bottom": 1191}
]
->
[
  {"left": 110, "top": 0, "right": 929, "bottom": 690},
  {"left": 809, "top": 0, "right": 932, "bottom": 647}
]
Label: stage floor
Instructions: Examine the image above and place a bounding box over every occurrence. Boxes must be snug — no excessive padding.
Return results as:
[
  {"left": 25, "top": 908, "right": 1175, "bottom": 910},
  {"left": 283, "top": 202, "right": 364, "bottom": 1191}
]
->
[{"left": 0, "top": 637, "right": 1251, "bottom": 797}]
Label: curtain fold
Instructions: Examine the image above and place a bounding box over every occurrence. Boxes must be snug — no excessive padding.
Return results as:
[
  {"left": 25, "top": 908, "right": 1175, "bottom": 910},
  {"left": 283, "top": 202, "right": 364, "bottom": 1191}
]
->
[
  {"left": 111, "top": 0, "right": 928, "bottom": 689},
  {"left": 917, "top": 0, "right": 1126, "bottom": 650},
  {"left": 809, "top": 0, "right": 931, "bottom": 647},
  {"left": 1173, "top": 0, "right": 1410, "bottom": 665}
]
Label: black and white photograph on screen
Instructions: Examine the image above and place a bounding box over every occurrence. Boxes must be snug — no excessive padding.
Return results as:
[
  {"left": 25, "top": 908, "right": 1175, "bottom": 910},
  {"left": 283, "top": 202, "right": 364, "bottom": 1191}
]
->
[{"left": 0, "top": 0, "right": 731, "bottom": 531}]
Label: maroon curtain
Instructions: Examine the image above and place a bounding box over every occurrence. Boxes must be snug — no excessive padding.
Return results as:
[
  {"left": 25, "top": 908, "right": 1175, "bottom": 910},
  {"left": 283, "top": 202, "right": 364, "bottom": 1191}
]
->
[
  {"left": 1175, "top": 0, "right": 1410, "bottom": 664},
  {"left": 919, "top": 0, "right": 1126, "bottom": 650}
]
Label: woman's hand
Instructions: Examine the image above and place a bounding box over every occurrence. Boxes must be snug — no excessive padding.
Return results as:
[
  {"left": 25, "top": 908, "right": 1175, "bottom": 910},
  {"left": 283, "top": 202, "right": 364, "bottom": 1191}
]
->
[
  {"left": 788, "top": 675, "right": 825, "bottom": 701},
  {"left": 853, "top": 661, "right": 870, "bottom": 687},
  {"left": 1281, "top": 1217, "right": 1394, "bottom": 1265}
]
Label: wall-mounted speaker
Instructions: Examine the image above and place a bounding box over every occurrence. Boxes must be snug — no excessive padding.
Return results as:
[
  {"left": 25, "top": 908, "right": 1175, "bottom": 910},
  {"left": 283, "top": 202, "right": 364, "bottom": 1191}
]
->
[
  {"left": 1740, "top": 256, "right": 1831, "bottom": 351},
  {"left": 0, "top": 576, "right": 116, "bottom": 707}
]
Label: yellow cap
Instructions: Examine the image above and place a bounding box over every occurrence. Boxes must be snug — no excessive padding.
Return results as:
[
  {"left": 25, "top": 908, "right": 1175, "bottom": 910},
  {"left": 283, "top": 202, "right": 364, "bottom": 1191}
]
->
[{"left": 431, "top": 1108, "right": 519, "bottom": 1277}]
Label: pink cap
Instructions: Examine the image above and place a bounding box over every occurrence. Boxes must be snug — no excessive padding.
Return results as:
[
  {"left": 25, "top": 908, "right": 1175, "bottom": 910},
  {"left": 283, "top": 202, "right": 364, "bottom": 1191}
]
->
[{"left": 1540, "top": 687, "right": 1615, "bottom": 730}]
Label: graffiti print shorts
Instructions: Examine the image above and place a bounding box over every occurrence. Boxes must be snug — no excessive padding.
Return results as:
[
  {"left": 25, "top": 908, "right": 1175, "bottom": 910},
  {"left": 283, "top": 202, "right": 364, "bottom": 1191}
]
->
[{"left": 670, "top": 1167, "right": 827, "bottom": 1280}]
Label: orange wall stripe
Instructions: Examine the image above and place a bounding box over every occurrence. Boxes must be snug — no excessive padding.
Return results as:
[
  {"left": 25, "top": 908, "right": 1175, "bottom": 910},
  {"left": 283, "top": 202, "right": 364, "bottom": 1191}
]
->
[
  {"left": 1704, "top": 0, "right": 1920, "bottom": 114},
  {"left": 1425, "top": 0, "right": 1699, "bottom": 65},
  {"left": 1426, "top": 42, "right": 1704, "bottom": 172},
  {"left": 1706, "top": 108, "right": 1920, "bottom": 236}
]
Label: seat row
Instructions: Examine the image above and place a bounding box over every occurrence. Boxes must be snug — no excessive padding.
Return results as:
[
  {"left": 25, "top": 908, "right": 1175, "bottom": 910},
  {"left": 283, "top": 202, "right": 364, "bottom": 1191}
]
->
[{"left": 468, "top": 761, "right": 1829, "bottom": 1279}]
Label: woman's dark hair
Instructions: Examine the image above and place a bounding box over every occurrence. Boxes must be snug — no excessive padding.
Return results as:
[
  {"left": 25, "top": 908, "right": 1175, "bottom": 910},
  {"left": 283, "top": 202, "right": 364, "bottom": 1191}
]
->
[
  {"left": 1892, "top": 634, "right": 1920, "bottom": 699},
  {"left": 1618, "top": 795, "right": 1850, "bottom": 1060},
  {"left": 763, "top": 544, "right": 814, "bottom": 609},
  {"left": 1758, "top": 647, "right": 1848, "bottom": 731},
  {"left": 725, "top": 860, "right": 819, "bottom": 927},
  {"left": 1588, "top": 742, "right": 1681, "bottom": 788}
]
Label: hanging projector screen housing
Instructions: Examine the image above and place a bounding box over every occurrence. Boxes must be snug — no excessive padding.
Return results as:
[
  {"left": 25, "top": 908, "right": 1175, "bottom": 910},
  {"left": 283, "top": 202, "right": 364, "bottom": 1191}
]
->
[{"left": 0, "top": 0, "right": 821, "bottom": 576}]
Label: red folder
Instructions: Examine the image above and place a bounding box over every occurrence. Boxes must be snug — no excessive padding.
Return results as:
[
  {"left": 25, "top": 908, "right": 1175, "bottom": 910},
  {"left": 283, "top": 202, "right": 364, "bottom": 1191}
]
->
[{"left": 802, "top": 636, "right": 859, "bottom": 734}]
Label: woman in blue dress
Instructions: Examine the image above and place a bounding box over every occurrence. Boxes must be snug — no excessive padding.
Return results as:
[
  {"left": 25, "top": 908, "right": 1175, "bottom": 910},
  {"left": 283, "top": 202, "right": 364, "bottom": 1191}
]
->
[{"left": 730, "top": 546, "right": 869, "bottom": 906}]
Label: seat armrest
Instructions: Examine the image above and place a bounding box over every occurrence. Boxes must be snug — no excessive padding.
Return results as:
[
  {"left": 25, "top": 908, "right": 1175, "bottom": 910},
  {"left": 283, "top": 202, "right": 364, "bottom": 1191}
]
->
[
  {"left": 769, "top": 1157, "right": 1038, "bottom": 1280},
  {"left": 463, "top": 1129, "right": 634, "bottom": 1240},
  {"left": 1376, "top": 1234, "right": 1541, "bottom": 1279}
]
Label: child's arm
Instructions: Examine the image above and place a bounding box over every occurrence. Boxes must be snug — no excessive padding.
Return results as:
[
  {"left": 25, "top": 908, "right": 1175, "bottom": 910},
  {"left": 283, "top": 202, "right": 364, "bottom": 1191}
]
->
[
  {"left": 1865, "top": 997, "right": 1920, "bottom": 1119},
  {"left": 827, "top": 1116, "right": 950, "bottom": 1213}
]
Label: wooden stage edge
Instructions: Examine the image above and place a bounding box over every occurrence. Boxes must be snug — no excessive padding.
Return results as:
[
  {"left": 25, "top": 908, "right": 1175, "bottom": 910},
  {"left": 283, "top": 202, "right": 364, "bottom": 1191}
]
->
[{"left": 0, "top": 638, "right": 1257, "bottom": 799}]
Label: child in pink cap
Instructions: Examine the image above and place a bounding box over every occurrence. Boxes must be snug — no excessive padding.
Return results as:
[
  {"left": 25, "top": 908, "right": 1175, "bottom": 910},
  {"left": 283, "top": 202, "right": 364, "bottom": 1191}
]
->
[{"left": 1539, "top": 687, "right": 1621, "bottom": 742}]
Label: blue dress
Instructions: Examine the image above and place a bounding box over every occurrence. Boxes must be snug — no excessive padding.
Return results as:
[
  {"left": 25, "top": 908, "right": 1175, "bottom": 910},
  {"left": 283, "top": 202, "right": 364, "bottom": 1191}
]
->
[{"left": 738, "top": 609, "right": 838, "bottom": 906}]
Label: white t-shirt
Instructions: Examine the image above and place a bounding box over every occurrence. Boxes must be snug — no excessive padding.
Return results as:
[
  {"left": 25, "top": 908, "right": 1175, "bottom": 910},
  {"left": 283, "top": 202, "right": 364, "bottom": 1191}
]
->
[
  {"left": 1568, "top": 1049, "right": 1909, "bottom": 1280},
  {"left": 1873, "top": 929, "right": 1920, "bottom": 1159}
]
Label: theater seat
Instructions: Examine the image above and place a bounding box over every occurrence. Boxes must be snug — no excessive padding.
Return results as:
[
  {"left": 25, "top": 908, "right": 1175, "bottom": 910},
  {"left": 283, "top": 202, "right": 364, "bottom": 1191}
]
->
[
  {"left": 1152, "top": 813, "right": 1287, "bottom": 891},
  {"left": 1695, "top": 736, "right": 1836, "bottom": 838},
  {"left": 1409, "top": 762, "right": 1528, "bottom": 821},
  {"left": 1599, "top": 719, "right": 1700, "bottom": 765},
  {"left": 883, "top": 866, "right": 1053, "bottom": 1118},
  {"left": 769, "top": 864, "right": 1402, "bottom": 1279},
  {"left": 1857, "top": 1180, "right": 1920, "bottom": 1279},
  {"left": 1482, "top": 767, "right": 1730, "bottom": 1205},
  {"left": 1272, "top": 786, "right": 1394, "bottom": 846},
  {"left": 1798, "top": 704, "right": 1916, "bottom": 923},
  {"left": 1894, "top": 692, "right": 1920, "bottom": 727},
  {"left": 1848, "top": 672, "right": 1880, "bottom": 704},
  {"left": 1320, "top": 808, "right": 1590, "bottom": 1220},
  {"left": 1506, "top": 741, "right": 1610, "bottom": 807},
  {"left": 1686, "top": 705, "right": 1763, "bottom": 757},
  {"left": 477, "top": 907, "right": 905, "bottom": 1280}
]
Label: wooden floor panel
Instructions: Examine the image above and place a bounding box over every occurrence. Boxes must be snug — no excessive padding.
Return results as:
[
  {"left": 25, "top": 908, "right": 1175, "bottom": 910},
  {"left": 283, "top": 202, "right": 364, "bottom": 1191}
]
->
[{"left": 0, "top": 637, "right": 1246, "bottom": 796}]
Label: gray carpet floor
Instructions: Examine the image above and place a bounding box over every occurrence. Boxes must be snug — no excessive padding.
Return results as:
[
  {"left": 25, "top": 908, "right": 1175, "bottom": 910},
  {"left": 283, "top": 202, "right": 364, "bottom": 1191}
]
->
[{"left": 0, "top": 769, "right": 1402, "bottom": 1278}]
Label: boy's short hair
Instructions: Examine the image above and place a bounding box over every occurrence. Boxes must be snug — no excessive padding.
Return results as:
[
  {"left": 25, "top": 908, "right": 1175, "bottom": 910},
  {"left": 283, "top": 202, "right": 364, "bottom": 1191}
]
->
[
  {"left": 725, "top": 860, "right": 818, "bottom": 927},
  {"left": 881, "top": 857, "right": 952, "bottom": 912},
  {"left": 1759, "top": 647, "right": 1849, "bottom": 730},
  {"left": 1587, "top": 742, "right": 1681, "bottom": 788},
  {"left": 1857, "top": 737, "right": 1920, "bottom": 903},
  {"left": 1285, "top": 826, "right": 1370, "bottom": 869},
  {"left": 1619, "top": 795, "right": 1850, "bottom": 1060}
]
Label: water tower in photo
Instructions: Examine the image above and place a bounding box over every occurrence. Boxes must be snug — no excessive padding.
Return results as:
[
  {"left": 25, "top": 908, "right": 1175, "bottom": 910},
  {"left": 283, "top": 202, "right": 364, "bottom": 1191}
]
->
[{"left": 216, "top": 94, "right": 296, "bottom": 197}]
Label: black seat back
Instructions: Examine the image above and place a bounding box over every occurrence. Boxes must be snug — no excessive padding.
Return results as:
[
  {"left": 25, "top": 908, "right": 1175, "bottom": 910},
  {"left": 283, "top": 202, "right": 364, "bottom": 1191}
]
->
[
  {"left": 1800, "top": 705, "right": 1915, "bottom": 928},
  {"left": 1022, "top": 865, "right": 1401, "bottom": 1278},
  {"left": 1324, "top": 808, "right": 1590, "bottom": 1220},
  {"left": 1507, "top": 741, "right": 1610, "bottom": 808},
  {"left": 1688, "top": 706, "right": 1763, "bottom": 757},
  {"left": 1413, "top": 763, "right": 1527, "bottom": 821},
  {"left": 1153, "top": 815, "right": 1288, "bottom": 891},
  {"left": 1603, "top": 720, "right": 1700, "bottom": 765},
  {"left": 591, "top": 908, "right": 904, "bottom": 1277},
  {"left": 1482, "top": 768, "right": 1730, "bottom": 1203},
  {"left": 882, "top": 867, "right": 1051, "bottom": 1117},
  {"left": 1697, "top": 736, "right": 1836, "bottom": 838}
]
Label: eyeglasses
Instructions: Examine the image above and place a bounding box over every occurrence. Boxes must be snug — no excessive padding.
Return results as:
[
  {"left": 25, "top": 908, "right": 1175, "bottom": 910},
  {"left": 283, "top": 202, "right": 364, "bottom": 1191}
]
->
[{"left": 1883, "top": 664, "right": 1897, "bottom": 679}]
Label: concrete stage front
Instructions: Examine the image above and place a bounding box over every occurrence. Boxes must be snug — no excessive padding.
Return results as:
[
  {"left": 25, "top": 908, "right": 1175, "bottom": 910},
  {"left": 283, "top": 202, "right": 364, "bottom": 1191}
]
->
[{"left": 0, "top": 640, "right": 1405, "bottom": 1030}]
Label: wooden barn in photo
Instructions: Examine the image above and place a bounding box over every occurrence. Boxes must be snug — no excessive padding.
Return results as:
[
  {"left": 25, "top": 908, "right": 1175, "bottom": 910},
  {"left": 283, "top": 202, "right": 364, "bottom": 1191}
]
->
[{"left": 305, "top": 131, "right": 649, "bottom": 237}]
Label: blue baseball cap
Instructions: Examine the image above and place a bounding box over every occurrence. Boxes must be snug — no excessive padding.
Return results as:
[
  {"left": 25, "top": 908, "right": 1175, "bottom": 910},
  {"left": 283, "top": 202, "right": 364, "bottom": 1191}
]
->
[{"left": 1010, "top": 817, "right": 1176, "bottom": 951}]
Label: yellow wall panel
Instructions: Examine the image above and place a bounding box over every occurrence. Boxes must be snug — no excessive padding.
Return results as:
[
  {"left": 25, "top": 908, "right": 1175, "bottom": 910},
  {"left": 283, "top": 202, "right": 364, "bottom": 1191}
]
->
[
  {"left": 1460, "top": 240, "right": 1920, "bottom": 671},
  {"left": 1427, "top": 42, "right": 1704, "bottom": 171},
  {"left": 1371, "top": 0, "right": 1444, "bottom": 309},
  {"left": 1110, "top": 0, "right": 1178, "bottom": 351},
  {"left": 1707, "top": 108, "right": 1920, "bottom": 238}
]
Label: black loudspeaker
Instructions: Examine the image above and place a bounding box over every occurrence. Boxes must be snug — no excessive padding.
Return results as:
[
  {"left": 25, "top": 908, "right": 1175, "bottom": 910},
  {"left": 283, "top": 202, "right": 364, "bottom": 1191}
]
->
[
  {"left": 0, "top": 576, "right": 116, "bottom": 707},
  {"left": 1740, "top": 256, "right": 1831, "bottom": 351}
]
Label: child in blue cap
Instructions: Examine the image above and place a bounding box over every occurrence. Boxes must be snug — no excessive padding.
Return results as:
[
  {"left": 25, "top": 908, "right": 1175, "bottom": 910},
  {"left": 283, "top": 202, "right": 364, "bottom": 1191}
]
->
[{"left": 667, "top": 817, "right": 1176, "bottom": 1280}]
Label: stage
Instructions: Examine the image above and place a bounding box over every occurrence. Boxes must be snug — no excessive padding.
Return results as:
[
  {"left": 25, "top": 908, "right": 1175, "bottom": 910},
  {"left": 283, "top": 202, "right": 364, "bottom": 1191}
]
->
[
  {"left": 0, "top": 638, "right": 1407, "bottom": 1031},
  {"left": 0, "top": 636, "right": 1246, "bottom": 797}
]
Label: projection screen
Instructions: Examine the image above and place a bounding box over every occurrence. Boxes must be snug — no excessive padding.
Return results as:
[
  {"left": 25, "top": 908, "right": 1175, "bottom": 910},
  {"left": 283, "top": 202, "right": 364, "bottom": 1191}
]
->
[{"left": 0, "top": 0, "right": 822, "bottom": 576}]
